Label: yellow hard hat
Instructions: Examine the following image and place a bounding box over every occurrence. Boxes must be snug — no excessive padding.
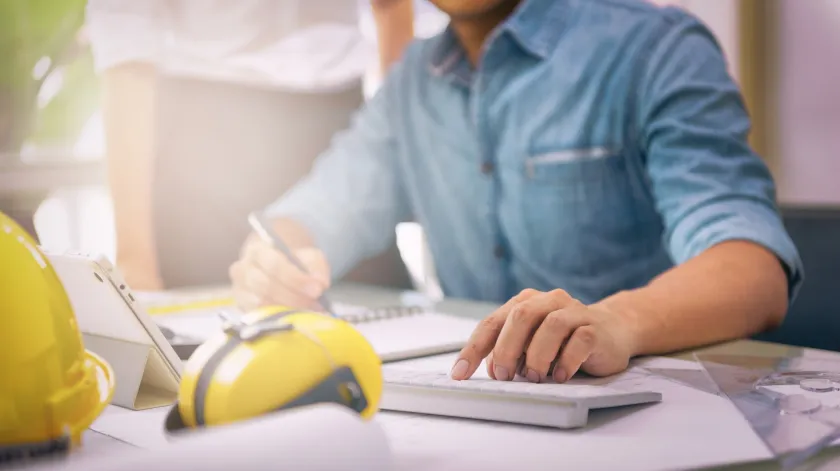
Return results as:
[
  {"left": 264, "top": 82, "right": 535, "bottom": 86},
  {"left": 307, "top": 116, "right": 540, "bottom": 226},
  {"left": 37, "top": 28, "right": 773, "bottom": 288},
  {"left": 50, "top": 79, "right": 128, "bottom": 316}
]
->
[
  {"left": 165, "top": 306, "right": 382, "bottom": 432},
  {"left": 0, "top": 212, "right": 115, "bottom": 462}
]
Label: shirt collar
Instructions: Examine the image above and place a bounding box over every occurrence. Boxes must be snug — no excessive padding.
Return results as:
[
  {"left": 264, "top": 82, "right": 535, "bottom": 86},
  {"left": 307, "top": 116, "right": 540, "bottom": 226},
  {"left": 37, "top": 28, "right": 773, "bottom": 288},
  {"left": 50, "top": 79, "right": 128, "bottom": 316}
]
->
[
  {"left": 428, "top": 27, "right": 466, "bottom": 79},
  {"left": 428, "top": 0, "right": 568, "bottom": 78},
  {"left": 504, "top": 0, "right": 569, "bottom": 58}
]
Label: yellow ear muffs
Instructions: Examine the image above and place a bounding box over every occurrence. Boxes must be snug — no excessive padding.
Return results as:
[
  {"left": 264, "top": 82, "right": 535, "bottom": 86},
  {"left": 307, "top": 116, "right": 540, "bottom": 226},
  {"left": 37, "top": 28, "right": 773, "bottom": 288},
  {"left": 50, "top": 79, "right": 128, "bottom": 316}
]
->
[{"left": 165, "top": 307, "right": 382, "bottom": 434}]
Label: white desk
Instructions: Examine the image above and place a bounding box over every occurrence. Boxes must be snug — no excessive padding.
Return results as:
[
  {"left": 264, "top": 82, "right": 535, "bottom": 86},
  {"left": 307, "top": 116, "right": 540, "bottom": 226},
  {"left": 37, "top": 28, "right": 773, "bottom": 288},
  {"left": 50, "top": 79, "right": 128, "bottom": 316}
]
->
[
  {"left": 14, "top": 284, "right": 840, "bottom": 471},
  {"left": 6, "top": 431, "right": 135, "bottom": 470}
]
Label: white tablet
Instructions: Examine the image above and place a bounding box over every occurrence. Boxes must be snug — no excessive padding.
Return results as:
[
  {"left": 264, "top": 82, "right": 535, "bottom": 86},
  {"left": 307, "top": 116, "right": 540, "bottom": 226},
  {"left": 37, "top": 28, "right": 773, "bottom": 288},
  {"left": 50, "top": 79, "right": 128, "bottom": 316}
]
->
[{"left": 44, "top": 250, "right": 183, "bottom": 410}]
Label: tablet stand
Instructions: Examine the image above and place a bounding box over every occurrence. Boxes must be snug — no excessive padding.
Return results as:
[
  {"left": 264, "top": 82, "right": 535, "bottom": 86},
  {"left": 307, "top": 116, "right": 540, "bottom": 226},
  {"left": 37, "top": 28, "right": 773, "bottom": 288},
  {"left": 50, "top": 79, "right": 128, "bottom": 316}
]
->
[{"left": 83, "top": 333, "right": 179, "bottom": 410}]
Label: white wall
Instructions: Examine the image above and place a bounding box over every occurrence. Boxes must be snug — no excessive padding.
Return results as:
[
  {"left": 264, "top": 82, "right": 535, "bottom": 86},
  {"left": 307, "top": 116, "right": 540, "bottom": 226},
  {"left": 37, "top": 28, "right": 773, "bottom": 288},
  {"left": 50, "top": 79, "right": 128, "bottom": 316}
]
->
[{"left": 776, "top": 0, "right": 840, "bottom": 204}]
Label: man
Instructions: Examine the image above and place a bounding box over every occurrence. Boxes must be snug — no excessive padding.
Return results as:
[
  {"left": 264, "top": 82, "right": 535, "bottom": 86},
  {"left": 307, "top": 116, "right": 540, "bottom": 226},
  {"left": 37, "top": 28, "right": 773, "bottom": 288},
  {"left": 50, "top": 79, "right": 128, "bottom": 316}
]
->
[
  {"left": 86, "top": 0, "right": 416, "bottom": 290},
  {"left": 230, "top": 0, "right": 803, "bottom": 384}
]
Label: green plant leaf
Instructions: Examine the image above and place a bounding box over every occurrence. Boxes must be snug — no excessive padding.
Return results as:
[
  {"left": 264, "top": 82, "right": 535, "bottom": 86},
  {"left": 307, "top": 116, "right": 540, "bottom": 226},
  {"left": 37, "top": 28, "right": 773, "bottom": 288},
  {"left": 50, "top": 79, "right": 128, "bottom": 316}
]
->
[
  {"left": 29, "top": 50, "right": 100, "bottom": 149},
  {"left": 0, "top": 0, "right": 88, "bottom": 154}
]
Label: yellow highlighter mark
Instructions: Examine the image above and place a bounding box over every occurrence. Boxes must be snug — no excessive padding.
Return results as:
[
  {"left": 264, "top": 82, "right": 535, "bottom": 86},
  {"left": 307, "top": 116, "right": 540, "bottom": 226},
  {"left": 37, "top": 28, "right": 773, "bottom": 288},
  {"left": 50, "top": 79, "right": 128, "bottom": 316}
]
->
[{"left": 145, "top": 297, "right": 236, "bottom": 316}]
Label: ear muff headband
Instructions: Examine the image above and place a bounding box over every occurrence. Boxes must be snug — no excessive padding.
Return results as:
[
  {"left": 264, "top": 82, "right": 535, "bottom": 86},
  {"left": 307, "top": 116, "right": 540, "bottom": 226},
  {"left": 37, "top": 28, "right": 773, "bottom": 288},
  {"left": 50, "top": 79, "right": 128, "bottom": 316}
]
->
[{"left": 192, "top": 308, "right": 300, "bottom": 426}]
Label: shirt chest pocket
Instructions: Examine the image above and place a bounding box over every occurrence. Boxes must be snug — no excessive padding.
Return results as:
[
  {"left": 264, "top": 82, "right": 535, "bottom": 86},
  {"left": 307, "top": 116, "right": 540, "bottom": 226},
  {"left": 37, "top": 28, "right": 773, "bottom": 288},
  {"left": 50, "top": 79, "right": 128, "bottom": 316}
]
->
[
  {"left": 522, "top": 147, "right": 629, "bottom": 203},
  {"left": 504, "top": 146, "right": 650, "bottom": 273}
]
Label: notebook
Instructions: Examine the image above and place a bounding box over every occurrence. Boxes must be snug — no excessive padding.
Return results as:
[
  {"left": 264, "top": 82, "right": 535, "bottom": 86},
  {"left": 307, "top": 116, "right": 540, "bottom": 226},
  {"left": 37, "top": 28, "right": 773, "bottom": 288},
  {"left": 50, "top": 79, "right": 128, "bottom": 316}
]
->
[{"left": 138, "top": 289, "right": 480, "bottom": 363}]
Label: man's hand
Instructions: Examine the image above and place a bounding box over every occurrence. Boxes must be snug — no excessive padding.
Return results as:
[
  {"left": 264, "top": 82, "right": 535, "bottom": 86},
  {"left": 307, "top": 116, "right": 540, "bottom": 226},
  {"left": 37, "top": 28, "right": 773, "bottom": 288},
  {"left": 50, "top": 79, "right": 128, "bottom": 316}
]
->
[
  {"left": 229, "top": 235, "right": 331, "bottom": 312},
  {"left": 450, "top": 289, "right": 639, "bottom": 383}
]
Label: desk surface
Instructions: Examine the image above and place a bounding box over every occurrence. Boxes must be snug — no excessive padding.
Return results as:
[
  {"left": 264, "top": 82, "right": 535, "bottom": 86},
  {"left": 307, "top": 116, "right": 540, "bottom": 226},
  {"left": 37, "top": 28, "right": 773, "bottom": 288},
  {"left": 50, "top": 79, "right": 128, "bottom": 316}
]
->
[
  {"left": 22, "top": 283, "right": 840, "bottom": 471},
  {"left": 334, "top": 283, "right": 840, "bottom": 471}
]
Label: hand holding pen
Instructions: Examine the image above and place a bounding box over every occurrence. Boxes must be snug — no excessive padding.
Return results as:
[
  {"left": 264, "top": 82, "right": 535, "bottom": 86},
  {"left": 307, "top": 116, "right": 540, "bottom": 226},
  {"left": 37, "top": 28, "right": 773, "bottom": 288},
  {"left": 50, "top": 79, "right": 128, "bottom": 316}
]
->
[{"left": 228, "top": 211, "right": 334, "bottom": 315}]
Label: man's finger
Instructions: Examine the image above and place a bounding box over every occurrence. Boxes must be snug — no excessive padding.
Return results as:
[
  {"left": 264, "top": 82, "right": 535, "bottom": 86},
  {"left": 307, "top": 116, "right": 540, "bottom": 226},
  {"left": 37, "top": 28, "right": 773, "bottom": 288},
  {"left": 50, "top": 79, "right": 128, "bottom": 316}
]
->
[
  {"left": 524, "top": 305, "right": 589, "bottom": 382},
  {"left": 295, "top": 248, "right": 331, "bottom": 287},
  {"left": 450, "top": 313, "right": 505, "bottom": 380},
  {"left": 244, "top": 240, "right": 287, "bottom": 285},
  {"left": 249, "top": 241, "right": 324, "bottom": 300},
  {"left": 232, "top": 287, "right": 259, "bottom": 312},
  {"left": 229, "top": 260, "right": 245, "bottom": 286},
  {"left": 554, "top": 325, "right": 598, "bottom": 383},
  {"left": 230, "top": 261, "right": 260, "bottom": 311},
  {"left": 450, "top": 288, "right": 547, "bottom": 381},
  {"left": 490, "top": 288, "right": 543, "bottom": 318},
  {"left": 515, "top": 353, "right": 527, "bottom": 378},
  {"left": 491, "top": 290, "right": 574, "bottom": 381},
  {"left": 258, "top": 281, "right": 323, "bottom": 311},
  {"left": 274, "top": 250, "right": 328, "bottom": 300},
  {"left": 240, "top": 261, "right": 320, "bottom": 311},
  {"left": 241, "top": 237, "right": 266, "bottom": 264},
  {"left": 243, "top": 262, "right": 272, "bottom": 298},
  {"left": 486, "top": 351, "right": 496, "bottom": 379}
]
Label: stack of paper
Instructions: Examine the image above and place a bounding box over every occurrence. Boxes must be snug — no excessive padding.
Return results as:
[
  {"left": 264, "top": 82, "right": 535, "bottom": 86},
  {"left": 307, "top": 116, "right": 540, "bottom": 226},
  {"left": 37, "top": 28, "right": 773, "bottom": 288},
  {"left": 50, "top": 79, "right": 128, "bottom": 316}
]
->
[{"left": 27, "top": 405, "right": 391, "bottom": 471}]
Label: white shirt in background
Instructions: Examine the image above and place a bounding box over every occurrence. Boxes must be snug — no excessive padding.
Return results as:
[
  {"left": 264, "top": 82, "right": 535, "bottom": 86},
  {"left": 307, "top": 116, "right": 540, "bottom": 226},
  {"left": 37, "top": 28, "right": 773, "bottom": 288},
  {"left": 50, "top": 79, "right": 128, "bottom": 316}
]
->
[{"left": 85, "top": 0, "right": 372, "bottom": 92}]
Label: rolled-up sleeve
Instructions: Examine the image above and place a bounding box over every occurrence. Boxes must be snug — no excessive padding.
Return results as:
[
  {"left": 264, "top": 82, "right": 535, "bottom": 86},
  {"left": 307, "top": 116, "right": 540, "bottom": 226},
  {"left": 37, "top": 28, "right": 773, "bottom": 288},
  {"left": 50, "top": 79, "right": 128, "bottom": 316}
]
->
[
  {"left": 264, "top": 71, "right": 411, "bottom": 280},
  {"left": 639, "top": 12, "right": 803, "bottom": 300},
  {"left": 85, "top": 0, "right": 167, "bottom": 72}
]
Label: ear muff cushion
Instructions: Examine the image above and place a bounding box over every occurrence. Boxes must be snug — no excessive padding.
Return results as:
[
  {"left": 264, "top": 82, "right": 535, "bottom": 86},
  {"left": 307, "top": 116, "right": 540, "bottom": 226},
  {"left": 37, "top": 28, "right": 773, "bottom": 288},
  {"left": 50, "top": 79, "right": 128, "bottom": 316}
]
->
[{"left": 275, "top": 366, "right": 367, "bottom": 414}]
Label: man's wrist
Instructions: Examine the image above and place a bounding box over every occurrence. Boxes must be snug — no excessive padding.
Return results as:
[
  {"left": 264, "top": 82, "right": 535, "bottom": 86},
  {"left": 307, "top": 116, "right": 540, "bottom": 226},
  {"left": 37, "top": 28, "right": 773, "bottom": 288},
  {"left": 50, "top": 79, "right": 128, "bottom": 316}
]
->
[{"left": 592, "top": 290, "right": 646, "bottom": 357}]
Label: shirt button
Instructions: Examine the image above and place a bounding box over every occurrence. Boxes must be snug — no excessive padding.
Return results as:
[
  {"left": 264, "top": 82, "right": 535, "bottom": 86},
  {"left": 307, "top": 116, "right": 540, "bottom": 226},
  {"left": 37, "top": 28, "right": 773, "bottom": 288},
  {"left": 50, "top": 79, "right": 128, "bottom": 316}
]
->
[
  {"left": 494, "top": 245, "right": 505, "bottom": 259},
  {"left": 481, "top": 162, "right": 495, "bottom": 174}
]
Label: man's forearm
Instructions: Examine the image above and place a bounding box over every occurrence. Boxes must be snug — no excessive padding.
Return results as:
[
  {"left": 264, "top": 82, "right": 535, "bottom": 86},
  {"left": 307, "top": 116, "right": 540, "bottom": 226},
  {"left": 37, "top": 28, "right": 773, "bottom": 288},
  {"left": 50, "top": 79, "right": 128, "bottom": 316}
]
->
[
  {"left": 371, "top": 0, "right": 415, "bottom": 73},
  {"left": 596, "top": 240, "right": 790, "bottom": 356},
  {"left": 102, "top": 63, "right": 161, "bottom": 286}
]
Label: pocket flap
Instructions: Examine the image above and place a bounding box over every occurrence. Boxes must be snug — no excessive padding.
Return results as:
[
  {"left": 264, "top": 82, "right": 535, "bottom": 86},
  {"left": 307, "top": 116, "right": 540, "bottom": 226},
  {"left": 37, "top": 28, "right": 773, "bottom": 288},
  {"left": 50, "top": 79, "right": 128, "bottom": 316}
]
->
[{"left": 525, "top": 147, "right": 618, "bottom": 179}]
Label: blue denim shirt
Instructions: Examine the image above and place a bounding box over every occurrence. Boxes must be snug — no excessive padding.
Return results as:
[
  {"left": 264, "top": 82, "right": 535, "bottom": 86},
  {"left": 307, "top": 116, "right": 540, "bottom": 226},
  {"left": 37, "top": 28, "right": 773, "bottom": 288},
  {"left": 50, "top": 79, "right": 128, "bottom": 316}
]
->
[{"left": 267, "top": 0, "right": 803, "bottom": 305}]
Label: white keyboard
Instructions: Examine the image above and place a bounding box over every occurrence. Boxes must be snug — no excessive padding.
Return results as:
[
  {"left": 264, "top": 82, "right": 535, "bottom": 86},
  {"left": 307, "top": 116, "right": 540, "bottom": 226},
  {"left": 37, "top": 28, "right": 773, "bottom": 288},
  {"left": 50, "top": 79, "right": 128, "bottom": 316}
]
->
[{"left": 380, "top": 369, "right": 662, "bottom": 429}]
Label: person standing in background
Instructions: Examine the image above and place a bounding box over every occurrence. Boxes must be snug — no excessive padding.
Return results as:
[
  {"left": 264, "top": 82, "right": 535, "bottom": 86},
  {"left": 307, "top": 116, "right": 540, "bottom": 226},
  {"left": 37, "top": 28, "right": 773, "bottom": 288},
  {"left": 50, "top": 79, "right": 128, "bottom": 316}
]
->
[{"left": 85, "top": 0, "right": 417, "bottom": 290}]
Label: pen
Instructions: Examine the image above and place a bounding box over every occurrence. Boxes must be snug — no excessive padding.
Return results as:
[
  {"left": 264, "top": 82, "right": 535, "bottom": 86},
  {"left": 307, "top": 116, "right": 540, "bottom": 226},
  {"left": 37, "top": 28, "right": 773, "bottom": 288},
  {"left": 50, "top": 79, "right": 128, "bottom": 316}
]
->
[{"left": 247, "top": 211, "right": 335, "bottom": 316}]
